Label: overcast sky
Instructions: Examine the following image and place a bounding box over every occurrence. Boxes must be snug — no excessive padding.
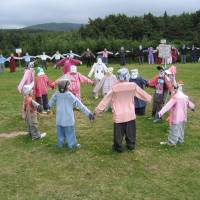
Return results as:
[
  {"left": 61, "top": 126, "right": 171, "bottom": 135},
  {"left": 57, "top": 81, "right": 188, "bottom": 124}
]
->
[{"left": 0, "top": 0, "right": 199, "bottom": 29}]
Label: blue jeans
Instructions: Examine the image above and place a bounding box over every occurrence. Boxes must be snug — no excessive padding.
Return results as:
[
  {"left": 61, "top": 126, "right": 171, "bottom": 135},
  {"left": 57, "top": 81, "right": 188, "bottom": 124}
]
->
[
  {"left": 181, "top": 55, "right": 186, "bottom": 63},
  {"left": 56, "top": 125, "right": 77, "bottom": 148}
]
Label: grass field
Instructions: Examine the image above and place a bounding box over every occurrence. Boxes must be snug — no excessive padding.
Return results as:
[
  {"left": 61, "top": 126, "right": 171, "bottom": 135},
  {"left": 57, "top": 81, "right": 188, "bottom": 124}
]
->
[{"left": 0, "top": 63, "right": 199, "bottom": 200}]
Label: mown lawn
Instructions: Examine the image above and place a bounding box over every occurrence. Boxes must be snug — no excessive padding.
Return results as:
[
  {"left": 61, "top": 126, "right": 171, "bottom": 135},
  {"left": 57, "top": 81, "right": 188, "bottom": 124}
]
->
[{"left": 0, "top": 63, "right": 199, "bottom": 200}]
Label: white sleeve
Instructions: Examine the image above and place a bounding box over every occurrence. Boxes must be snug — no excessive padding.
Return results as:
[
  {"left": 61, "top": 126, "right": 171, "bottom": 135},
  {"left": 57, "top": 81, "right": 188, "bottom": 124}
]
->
[{"left": 88, "top": 65, "right": 95, "bottom": 78}]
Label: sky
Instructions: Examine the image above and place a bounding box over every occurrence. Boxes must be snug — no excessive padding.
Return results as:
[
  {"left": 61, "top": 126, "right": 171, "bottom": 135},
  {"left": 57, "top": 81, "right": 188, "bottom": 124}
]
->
[{"left": 0, "top": 0, "right": 199, "bottom": 29}]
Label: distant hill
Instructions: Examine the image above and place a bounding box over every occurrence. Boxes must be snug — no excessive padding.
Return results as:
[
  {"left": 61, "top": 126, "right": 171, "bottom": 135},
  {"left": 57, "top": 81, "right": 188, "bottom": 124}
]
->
[{"left": 23, "top": 23, "right": 83, "bottom": 31}]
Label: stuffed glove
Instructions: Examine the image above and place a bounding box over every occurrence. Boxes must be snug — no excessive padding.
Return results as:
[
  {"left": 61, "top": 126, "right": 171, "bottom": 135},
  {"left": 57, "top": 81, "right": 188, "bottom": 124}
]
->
[
  {"left": 37, "top": 105, "right": 43, "bottom": 113},
  {"left": 88, "top": 113, "right": 95, "bottom": 121}
]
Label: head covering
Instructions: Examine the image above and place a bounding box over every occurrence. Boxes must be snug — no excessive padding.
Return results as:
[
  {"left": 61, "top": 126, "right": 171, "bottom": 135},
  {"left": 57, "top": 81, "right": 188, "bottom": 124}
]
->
[
  {"left": 130, "top": 69, "right": 139, "bottom": 79},
  {"left": 58, "top": 75, "right": 71, "bottom": 93},
  {"left": 177, "top": 80, "right": 184, "bottom": 91},
  {"left": 117, "top": 68, "right": 130, "bottom": 81},
  {"left": 22, "top": 82, "right": 34, "bottom": 96},
  {"left": 105, "top": 67, "right": 113, "bottom": 75},
  {"left": 97, "top": 58, "right": 102, "bottom": 64},
  {"left": 157, "top": 66, "right": 165, "bottom": 71},
  {"left": 107, "top": 67, "right": 113, "bottom": 73},
  {"left": 69, "top": 54, "right": 74, "bottom": 58},
  {"left": 37, "top": 66, "right": 45, "bottom": 76},
  {"left": 27, "top": 61, "right": 35, "bottom": 69},
  {"left": 70, "top": 65, "right": 77, "bottom": 73},
  {"left": 169, "top": 65, "right": 176, "bottom": 75},
  {"left": 164, "top": 69, "right": 172, "bottom": 75}
]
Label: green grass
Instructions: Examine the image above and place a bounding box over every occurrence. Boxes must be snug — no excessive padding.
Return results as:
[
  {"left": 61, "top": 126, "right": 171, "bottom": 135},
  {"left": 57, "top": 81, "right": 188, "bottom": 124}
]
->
[{"left": 0, "top": 63, "right": 200, "bottom": 200}]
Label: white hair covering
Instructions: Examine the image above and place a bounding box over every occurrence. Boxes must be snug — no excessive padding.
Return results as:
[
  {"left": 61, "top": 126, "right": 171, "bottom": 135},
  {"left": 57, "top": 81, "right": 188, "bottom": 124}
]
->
[
  {"left": 117, "top": 68, "right": 130, "bottom": 81},
  {"left": 22, "top": 82, "right": 34, "bottom": 96}
]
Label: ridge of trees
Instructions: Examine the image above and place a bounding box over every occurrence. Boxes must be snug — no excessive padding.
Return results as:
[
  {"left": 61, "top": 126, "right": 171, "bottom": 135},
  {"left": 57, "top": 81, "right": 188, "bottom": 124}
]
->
[{"left": 0, "top": 11, "right": 200, "bottom": 56}]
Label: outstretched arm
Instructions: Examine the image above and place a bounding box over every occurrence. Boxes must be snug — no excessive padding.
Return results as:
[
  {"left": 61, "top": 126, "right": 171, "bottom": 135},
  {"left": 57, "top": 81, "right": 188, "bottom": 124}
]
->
[
  {"left": 46, "top": 55, "right": 52, "bottom": 60},
  {"left": 188, "top": 100, "right": 195, "bottom": 110},
  {"left": 73, "top": 97, "right": 91, "bottom": 116},
  {"left": 57, "top": 58, "right": 67, "bottom": 66},
  {"left": 88, "top": 65, "right": 95, "bottom": 78},
  {"left": 71, "top": 58, "right": 82, "bottom": 65},
  {"left": 79, "top": 74, "right": 93, "bottom": 84},
  {"left": 72, "top": 53, "right": 81, "bottom": 58},
  {"left": 107, "top": 51, "right": 113, "bottom": 55},
  {"left": 159, "top": 97, "right": 176, "bottom": 117},
  {"left": 95, "top": 90, "right": 113, "bottom": 113},
  {"left": 134, "top": 84, "right": 152, "bottom": 103},
  {"left": 147, "top": 76, "right": 158, "bottom": 88}
]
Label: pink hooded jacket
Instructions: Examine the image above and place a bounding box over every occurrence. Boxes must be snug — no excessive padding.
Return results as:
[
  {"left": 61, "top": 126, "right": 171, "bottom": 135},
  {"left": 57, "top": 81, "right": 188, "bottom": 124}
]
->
[
  {"left": 66, "top": 72, "right": 93, "bottom": 99},
  {"left": 57, "top": 57, "right": 81, "bottom": 74},
  {"left": 159, "top": 90, "right": 195, "bottom": 125},
  {"left": 18, "top": 69, "right": 34, "bottom": 93}
]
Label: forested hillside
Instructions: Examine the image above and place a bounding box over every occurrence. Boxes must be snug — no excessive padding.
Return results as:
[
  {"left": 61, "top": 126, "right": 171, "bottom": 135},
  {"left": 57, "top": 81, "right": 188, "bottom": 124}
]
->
[
  {"left": 23, "top": 23, "right": 83, "bottom": 32},
  {"left": 0, "top": 11, "right": 199, "bottom": 56}
]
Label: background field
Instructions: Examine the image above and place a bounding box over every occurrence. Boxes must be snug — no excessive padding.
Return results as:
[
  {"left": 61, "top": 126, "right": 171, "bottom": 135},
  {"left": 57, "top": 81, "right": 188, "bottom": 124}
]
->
[{"left": 0, "top": 63, "right": 199, "bottom": 200}]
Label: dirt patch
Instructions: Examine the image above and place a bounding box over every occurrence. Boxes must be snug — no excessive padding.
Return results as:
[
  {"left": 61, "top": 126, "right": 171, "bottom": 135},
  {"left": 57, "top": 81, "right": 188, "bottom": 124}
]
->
[{"left": 0, "top": 131, "right": 27, "bottom": 138}]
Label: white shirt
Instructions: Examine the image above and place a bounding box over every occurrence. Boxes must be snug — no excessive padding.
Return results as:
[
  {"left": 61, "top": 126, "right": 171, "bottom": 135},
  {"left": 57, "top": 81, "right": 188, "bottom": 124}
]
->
[
  {"left": 88, "top": 62, "right": 108, "bottom": 80},
  {"left": 52, "top": 53, "right": 63, "bottom": 60},
  {"left": 37, "top": 55, "right": 51, "bottom": 61}
]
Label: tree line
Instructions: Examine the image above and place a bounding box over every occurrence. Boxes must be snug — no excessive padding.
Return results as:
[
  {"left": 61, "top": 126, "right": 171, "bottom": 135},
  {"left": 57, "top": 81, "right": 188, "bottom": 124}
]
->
[{"left": 0, "top": 10, "right": 200, "bottom": 59}]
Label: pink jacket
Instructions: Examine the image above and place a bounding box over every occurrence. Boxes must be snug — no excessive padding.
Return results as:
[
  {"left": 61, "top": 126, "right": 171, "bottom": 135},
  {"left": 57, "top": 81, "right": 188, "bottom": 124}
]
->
[
  {"left": 67, "top": 72, "right": 93, "bottom": 99},
  {"left": 57, "top": 58, "right": 81, "bottom": 74},
  {"left": 93, "top": 75, "right": 118, "bottom": 95},
  {"left": 98, "top": 50, "right": 113, "bottom": 58},
  {"left": 18, "top": 69, "right": 34, "bottom": 93},
  {"left": 159, "top": 91, "right": 195, "bottom": 125},
  {"left": 95, "top": 82, "right": 152, "bottom": 123},
  {"left": 34, "top": 75, "right": 55, "bottom": 97}
]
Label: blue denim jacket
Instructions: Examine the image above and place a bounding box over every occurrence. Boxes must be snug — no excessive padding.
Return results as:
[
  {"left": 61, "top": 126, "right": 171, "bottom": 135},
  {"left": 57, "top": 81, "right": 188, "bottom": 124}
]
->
[{"left": 49, "top": 91, "right": 91, "bottom": 126}]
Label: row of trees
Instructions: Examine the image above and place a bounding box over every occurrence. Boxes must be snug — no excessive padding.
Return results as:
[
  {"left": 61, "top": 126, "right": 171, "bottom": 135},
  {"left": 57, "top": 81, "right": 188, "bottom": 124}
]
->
[
  {"left": 79, "top": 11, "right": 200, "bottom": 42},
  {"left": 0, "top": 11, "right": 200, "bottom": 57}
]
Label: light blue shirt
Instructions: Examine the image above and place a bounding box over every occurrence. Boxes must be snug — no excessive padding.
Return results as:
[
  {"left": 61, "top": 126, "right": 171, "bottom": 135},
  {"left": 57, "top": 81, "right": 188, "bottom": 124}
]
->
[
  {"left": 0, "top": 56, "right": 7, "bottom": 64},
  {"left": 48, "top": 91, "right": 91, "bottom": 127},
  {"left": 22, "top": 55, "right": 34, "bottom": 62}
]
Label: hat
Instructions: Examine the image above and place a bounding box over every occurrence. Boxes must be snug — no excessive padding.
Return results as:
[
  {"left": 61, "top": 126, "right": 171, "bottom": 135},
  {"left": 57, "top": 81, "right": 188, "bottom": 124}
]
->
[
  {"left": 97, "top": 58, "right": 102, "bottom": 64},
  {"left": 70, "top": 65, "right": 77, "bottom": 73},
  {"left": 169, "top": 65, "right": 176, "bottom": 75},
  {"left": 176, "top": 80, "right": 184, "bottom": 92},
  {"left": 178, "top": 80, "right": 184, "bottom": 85},
  {"left": 117, "top": 68, "right": 130, "bottom": 81},
  {"left": 27, "top": 61, "right": 35, "bottom": 69},
  {"left": 37, "top": 66, "right": 45, "bottom": 76},
  {"left": 58, "top": 78, "right": 70, "bottom": 93},
  {"left": 22, "top": 82, "right": 34, "bottom": 96},
  {"left": 164, "top": 69, "right": 172, "bottom": 75},
  {"left": 107, "top": 67, "right": 113, "bottom": 73},
  {"left": 106, "top": 67, "right": 113, "bottom": 75},
  {"left": 130, "top": 69, "right": 139, "bottom": 79},
  {"left": 157, "top": 66, "right": 165, "bottom": 71}
]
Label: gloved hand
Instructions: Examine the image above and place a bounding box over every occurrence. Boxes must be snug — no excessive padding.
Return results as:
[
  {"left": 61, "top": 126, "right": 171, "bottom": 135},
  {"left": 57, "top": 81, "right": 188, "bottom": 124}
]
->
[
  {"left": 37, "top": 105, "right": 43, "bottom": 113},
  {"left": 88, "top": 113, "right": 95, "bottom": 121},
  {"left": 156, "top": 112, "right": 161, "bottom": 119}
]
